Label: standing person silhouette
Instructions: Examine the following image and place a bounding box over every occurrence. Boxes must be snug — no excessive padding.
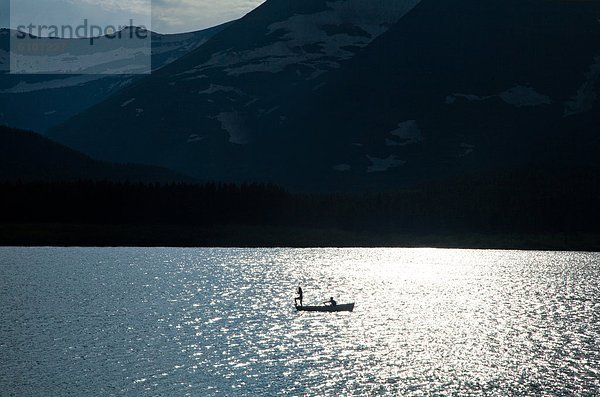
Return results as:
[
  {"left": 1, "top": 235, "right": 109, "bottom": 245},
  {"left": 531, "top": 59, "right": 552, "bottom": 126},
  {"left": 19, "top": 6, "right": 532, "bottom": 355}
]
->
[{"left": 295, "top": 286, "right": 303, "bottom": 307}]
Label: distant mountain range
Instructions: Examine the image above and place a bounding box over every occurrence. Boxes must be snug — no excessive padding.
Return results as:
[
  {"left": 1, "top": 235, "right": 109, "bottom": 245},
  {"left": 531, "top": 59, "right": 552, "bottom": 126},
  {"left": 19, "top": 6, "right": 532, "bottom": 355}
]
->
[
  {"left": 13, "top": 0, "right": 600, "bottom": 190},
  {"left": 0, "top": 23, "right": 231, "bottom": 132},
  {"left": 0, "top": 126, "right": 191, "bottom": 183}
]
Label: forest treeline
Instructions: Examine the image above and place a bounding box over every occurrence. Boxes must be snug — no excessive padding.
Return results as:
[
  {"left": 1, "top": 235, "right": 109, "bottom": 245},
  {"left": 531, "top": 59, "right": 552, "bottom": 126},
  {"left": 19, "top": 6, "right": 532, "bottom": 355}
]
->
[{"left": 2, "top": 166, "right": 600, "bottom": 237}]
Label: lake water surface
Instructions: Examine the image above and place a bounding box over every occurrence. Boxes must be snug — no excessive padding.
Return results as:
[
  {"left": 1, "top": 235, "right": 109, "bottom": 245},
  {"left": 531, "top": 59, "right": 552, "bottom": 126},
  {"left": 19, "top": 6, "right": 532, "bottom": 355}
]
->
[{"left": 1, "top": 248, "right": 599, "bottom": 396}]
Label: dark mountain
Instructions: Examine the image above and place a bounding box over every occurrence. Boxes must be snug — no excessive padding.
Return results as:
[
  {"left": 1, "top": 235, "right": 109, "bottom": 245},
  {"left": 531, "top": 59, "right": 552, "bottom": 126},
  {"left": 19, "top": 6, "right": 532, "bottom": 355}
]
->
[
  {"left": 279, "top": 0, "right": 600, "bottom": 188},
  {"left": 0, "top": 23, "right": 231, "bottom": 133},
  {"left": 0, "top": 126, "right": 192, "bottom": 183},
  {"left": 47, "top": 0, "right": 421, "bottom": 183},
  {"left": 48, "top": 0, "right": 600, "bottom": 190}
]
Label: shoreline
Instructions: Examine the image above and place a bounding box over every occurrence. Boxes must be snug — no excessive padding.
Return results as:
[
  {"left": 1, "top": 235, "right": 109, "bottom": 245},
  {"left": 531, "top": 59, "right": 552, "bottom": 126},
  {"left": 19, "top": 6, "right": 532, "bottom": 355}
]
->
[{"left": 2, "top": 223, "right": 599, "bottom": 252}]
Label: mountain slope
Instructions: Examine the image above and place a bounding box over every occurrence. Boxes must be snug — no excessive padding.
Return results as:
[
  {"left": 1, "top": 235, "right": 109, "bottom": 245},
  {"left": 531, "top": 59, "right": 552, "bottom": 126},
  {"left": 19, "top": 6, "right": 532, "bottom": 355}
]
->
[
  {"left": 275, "top": 0, "right": 600, "bottom": 187},
  {"left": 0, "top": 23, "right": 230, "bottom": 133},
  {"left": 0, "top": 126, "right": 192, "bottom": 183},
  {"left": 49, "top": 0, "right": 600, "bottom": 190},
  {"left": 48, "top": 0, "right": 422, "bottom": 182}
]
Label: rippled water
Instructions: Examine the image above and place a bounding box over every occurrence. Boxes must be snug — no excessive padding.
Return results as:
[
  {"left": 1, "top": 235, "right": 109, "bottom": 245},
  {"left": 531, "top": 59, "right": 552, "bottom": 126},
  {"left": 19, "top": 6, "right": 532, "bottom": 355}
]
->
[{"left": 1, "top": 248, "right": 599, "bottom": 396}]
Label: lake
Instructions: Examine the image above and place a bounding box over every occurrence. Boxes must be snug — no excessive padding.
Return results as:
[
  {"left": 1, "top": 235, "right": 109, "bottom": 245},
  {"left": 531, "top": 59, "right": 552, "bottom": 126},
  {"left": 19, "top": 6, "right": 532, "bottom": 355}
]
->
[{"left": 1, "top": 248, "right": 599, "bottom": 396}]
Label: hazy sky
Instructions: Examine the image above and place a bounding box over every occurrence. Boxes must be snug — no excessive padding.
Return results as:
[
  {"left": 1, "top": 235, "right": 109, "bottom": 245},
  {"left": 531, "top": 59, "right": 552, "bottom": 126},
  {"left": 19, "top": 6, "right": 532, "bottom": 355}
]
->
[
  {"left": 152, "top": 0, "right": 265, "bottom": 32},
  {"left": 3, "top": 0, "right": 266, "bottom": 34}
]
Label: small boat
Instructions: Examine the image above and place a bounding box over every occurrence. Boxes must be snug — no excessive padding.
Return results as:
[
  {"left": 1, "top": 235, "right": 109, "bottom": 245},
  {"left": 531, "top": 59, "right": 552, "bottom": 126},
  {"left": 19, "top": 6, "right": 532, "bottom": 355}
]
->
[{"left": 295, "top": 303, "right": 355, "bottom": 312}]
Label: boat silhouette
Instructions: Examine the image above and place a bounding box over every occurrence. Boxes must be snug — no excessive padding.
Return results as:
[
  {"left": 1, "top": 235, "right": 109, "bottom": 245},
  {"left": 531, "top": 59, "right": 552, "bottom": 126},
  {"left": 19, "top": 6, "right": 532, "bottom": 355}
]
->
[{"left": 295, "top": 303, "right": 355, "bottom": 312}]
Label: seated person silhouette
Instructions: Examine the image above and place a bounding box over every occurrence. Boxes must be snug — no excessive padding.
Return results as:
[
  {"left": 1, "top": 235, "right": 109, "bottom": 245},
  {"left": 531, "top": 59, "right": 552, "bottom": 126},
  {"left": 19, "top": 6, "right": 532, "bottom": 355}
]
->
[{"left": 324, "top": 297, "right": 337, "bottom": 306}]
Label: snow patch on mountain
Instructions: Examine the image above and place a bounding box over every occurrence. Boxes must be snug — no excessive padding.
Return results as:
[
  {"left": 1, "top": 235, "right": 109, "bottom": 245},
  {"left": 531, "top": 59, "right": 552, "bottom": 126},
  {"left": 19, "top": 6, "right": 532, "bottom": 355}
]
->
[
  {"left": 459, "top": 143, "right": 475, "bottom": 157},
  {"left": 499, "top": 86, "right": 551, "bottom": 107},
  {"left": 11, "top": 46, "right": 151, "bottom": 75},
  {"left": 187, "top": 134, "right": 203, "bottom": 143},
  {"left": 333, "top": 164, "right": 351, "bottom": 172},
  {"left": 262, "top": 106, "right": 280, "bottom": 115},
  {"left": 367, "top": 155, "right": 406, "bottom": 172},
  {"left": 214, "top": 112, "right": 249, "bottom": 144},
  {"left": 447, "top": 86, "right": 551, "bottom": 108},
  {"left": 0, "top": 75, "right": 110, "bottom": 94},
  {"left": 564, "top": 56, "right": 600, "bottom": 116},
  {"left": 151, "top": 35, "right": 208, "bottom": 56},
  {"left": 106, "top": 78, "right": 134, "bottom": 93},
  {"left": 182, "top": 74, "right": 208, "bottom": 82},
  {"left": 198, "top": 84, "right": 244, "bottom": 96},
  {"left": 386, "top": 120, "right": 424, "bottom": 146},
  {"left": 446, "top": 93, "right": 492, "bottom": 104},
  {"left": 191, "top": 0, "right": 421, "bottom": 78},
  {"left": 121, "top": 98, "right": 136, "bottom": 107}
]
